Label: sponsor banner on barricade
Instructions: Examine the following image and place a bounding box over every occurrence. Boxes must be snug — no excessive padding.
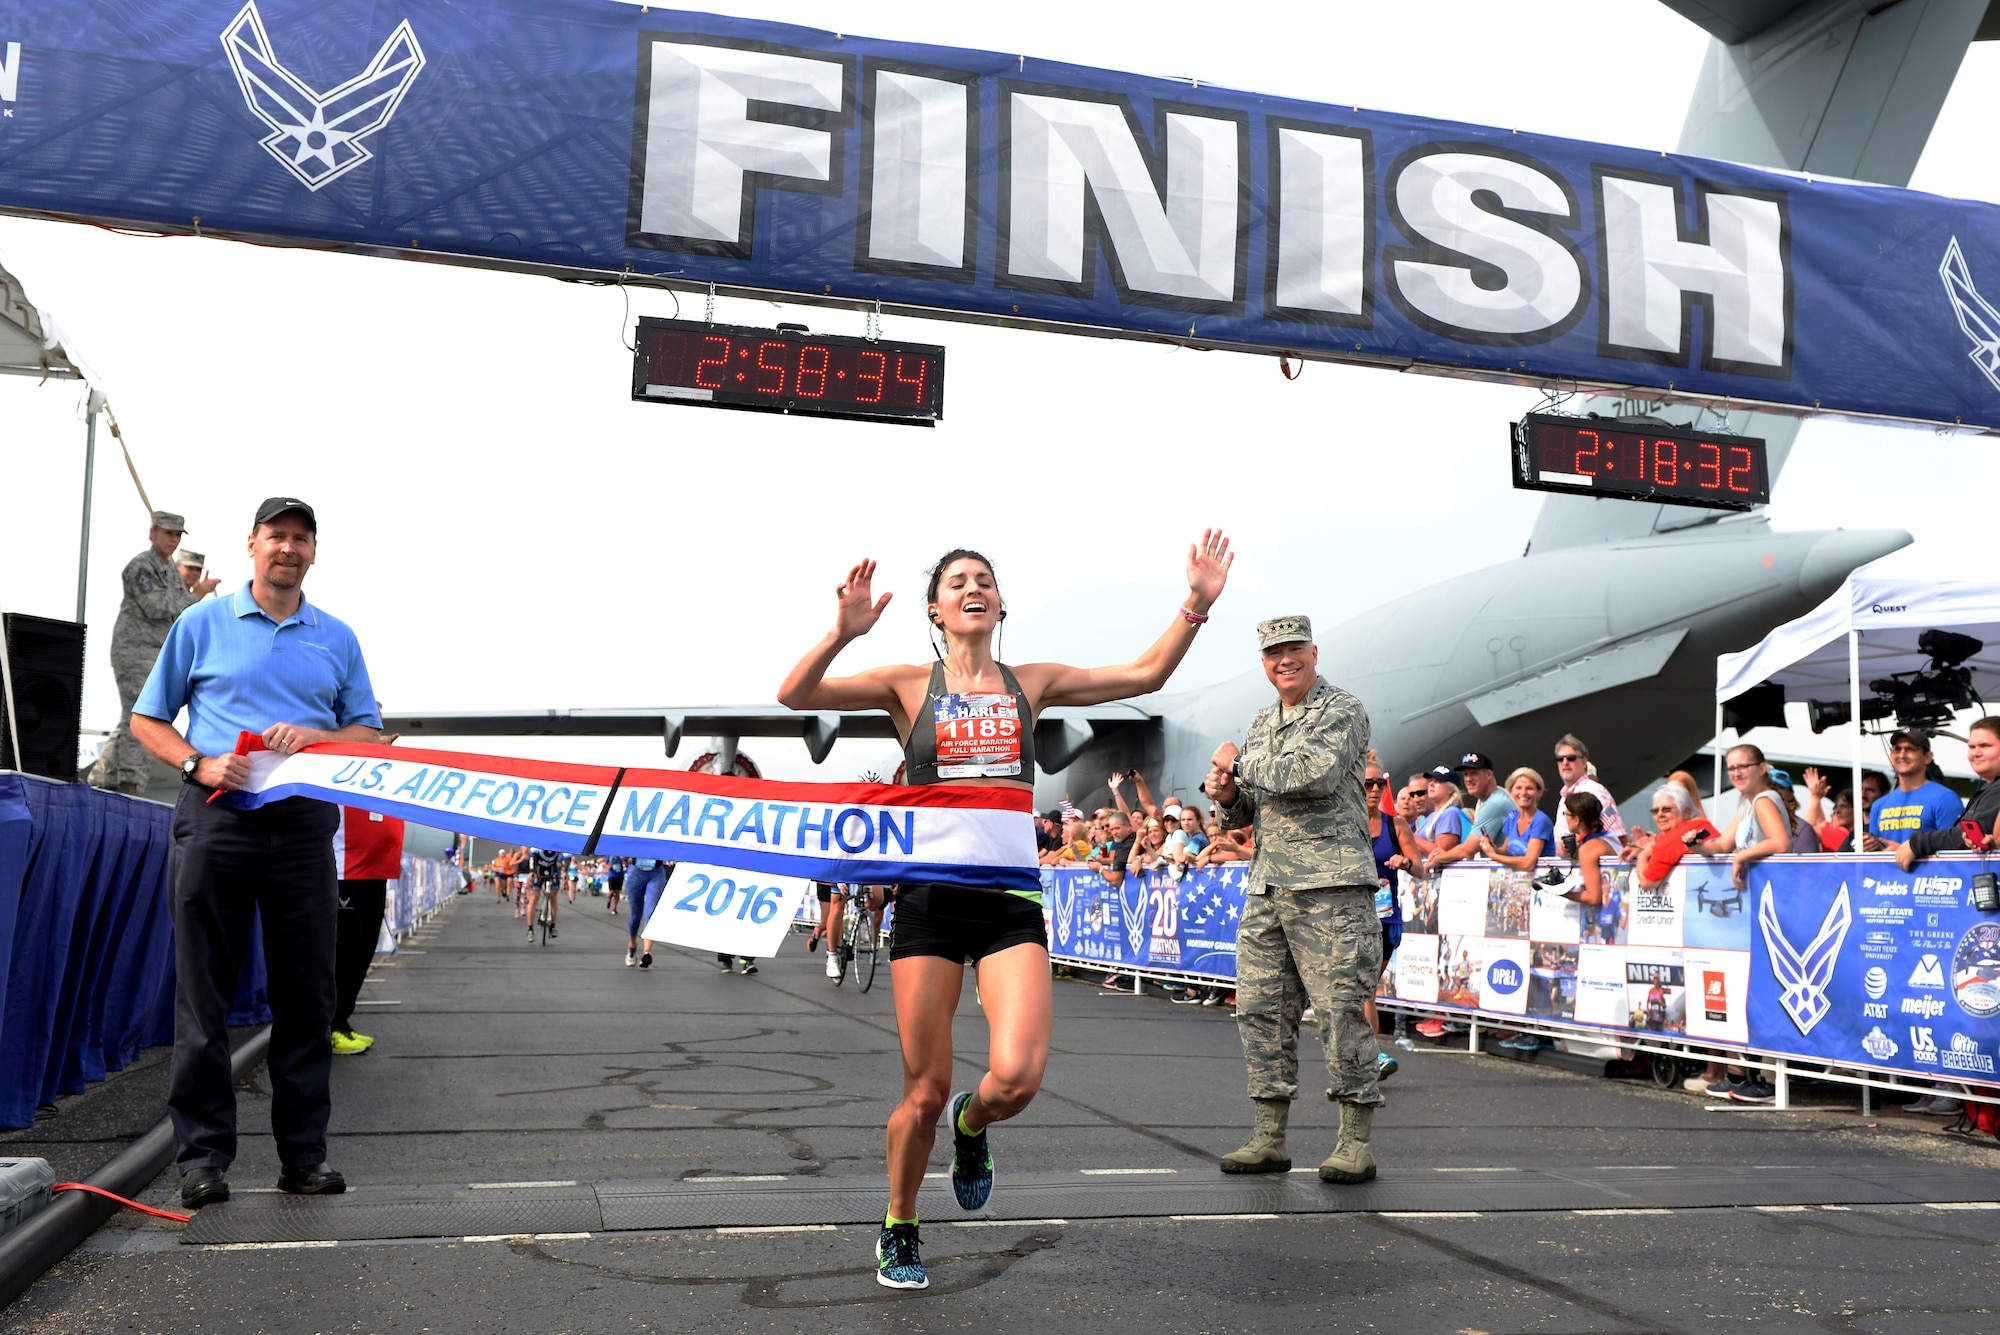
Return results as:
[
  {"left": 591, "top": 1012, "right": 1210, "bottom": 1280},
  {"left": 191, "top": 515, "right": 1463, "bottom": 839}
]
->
[
  {"left": 1045, "top": 866, "right": 1246, "bottom": 980},
  {"left": 642, "top": 863, "right": 812, "bottom": 957},
  {"left": 1375, "top": 855, "right": 2000, "bottom": 1083},
  {"left": 218, "top": 737, "right": 1038, "bottom": 891}
]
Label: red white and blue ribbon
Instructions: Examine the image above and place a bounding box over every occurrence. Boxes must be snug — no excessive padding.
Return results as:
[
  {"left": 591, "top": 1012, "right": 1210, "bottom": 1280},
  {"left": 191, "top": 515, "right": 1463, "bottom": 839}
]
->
[{"left": 213, "top": 734, "right": 1039, "bottom": 893}]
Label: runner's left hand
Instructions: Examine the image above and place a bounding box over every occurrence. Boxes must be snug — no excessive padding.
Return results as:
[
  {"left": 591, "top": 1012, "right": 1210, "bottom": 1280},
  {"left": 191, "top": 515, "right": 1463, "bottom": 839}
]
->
[{"left": 1185, "top": 529, "right": 1233, "bottom": 612}]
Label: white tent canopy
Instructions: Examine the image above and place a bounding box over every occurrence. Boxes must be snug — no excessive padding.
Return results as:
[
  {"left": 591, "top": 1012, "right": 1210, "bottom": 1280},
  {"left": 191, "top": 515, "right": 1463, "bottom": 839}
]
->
[
  {"left": 1716, "top": 546, "right": 2000, "bottom": 709},
  {"left": 1714, "top": 545, "right": 2000, "bottom": 820}
]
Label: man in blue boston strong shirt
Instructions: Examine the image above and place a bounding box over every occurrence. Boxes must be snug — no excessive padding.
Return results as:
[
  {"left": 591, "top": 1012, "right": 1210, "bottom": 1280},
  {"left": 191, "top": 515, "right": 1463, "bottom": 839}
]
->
[{"left": 1865, "top": 729, "right": 1963, "bottom": 855}]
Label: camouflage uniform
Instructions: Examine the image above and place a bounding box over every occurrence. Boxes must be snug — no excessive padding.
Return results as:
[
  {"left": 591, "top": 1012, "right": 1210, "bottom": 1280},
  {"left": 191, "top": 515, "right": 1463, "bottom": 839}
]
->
[
  {"left": 1219, "top": 673, "right": 1382, "bottom": 1108},
  {"left": 88, "top": 546, "right": 199, "bottom": 793}
]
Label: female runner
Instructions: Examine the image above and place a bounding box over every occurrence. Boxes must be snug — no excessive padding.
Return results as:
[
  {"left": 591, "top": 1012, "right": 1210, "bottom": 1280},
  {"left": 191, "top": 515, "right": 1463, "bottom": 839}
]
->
[{"left": 778, "top": 532, "right": 1233, "bottom": 1290}]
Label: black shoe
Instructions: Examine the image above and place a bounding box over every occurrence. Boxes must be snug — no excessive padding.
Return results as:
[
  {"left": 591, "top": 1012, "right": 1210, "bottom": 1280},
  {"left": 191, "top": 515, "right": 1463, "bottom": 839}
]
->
[
  {"left": 276, "top": 1163, "right": 347, "bottom": 1195},
  {"left": 181, "top": 1167, "right": 230, "bottom": 1208},
  {"left": 715, "top": 957, "right": 733, "bottom": 972},
  {"left": 547, "top": 924, "right": 557, "bottom": 939},
  {"left": 640, "top": 951, "right": 652, "bottom": 969},
  {"left": 739, "top": 960, "right": 758, "bottom": 975}
]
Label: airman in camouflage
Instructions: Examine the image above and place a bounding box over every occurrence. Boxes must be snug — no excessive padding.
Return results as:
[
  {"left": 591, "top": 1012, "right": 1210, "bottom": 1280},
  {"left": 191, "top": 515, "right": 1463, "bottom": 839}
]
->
[
  {"left": 88, "top": 511, "right": 212, "bottom": 794},
  {"left": 1205, "top": 614, "right": 1383, "bottom": 1184}
]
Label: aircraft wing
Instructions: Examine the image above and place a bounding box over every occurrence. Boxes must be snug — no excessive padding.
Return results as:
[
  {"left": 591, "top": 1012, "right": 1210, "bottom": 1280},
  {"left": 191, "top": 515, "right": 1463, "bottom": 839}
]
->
[{"left": 381, "top": 702, "right": 1156, "bottom": 771}]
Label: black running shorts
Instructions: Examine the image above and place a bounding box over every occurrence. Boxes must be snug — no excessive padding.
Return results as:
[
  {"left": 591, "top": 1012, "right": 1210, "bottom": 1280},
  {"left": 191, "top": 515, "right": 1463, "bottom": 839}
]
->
[{"left": 889, "top": 885, "right": 1048, "bottom": 963}]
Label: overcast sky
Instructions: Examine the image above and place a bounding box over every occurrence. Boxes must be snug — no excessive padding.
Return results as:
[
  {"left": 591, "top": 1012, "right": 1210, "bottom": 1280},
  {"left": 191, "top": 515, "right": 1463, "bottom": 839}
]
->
[{"left": 3, "top": 2, "right": 1996, "bottom": 782}]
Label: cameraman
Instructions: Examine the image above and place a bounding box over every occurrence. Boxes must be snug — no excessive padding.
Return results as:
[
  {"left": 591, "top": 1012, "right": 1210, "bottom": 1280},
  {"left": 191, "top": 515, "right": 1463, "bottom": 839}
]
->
[{"left": 1897, "top": 716, "right": 2000, "bottom": 870}]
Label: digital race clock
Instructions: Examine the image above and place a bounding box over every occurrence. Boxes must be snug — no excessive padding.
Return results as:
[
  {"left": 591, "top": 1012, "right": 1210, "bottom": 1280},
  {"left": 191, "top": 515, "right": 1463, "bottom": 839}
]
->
[
  {"left": 631, "top": 317, "right": 944, "bottom": 426},
  {"left": 1510, "top": 414, "right": 1770, "bottom": 511}
]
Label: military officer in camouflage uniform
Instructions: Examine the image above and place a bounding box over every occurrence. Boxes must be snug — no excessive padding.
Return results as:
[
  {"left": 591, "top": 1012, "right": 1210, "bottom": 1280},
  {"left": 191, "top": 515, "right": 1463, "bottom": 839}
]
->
[
  {"left": 1204, "top": 615, "right": 1383, "bottom": 1183},
  {"left": 88, "top": 511, "right": 216, "bottom": 794}
]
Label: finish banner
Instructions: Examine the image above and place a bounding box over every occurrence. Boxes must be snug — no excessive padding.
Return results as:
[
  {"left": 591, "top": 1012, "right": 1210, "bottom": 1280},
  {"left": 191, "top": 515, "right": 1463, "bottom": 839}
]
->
[
  {"left": 3, "top": 2, "right": 2000, "bottom": 428},
  {"left": 217, "top": 735, "right": 1039, "bottom": 892}
]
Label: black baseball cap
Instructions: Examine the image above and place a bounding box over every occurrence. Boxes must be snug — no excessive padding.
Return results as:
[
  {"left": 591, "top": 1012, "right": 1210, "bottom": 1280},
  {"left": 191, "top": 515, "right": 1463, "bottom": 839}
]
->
[
  {"left": 1890, "top": 727, "right": 1932, "bottom": 753},
  {"left": 252, "top": 496, "right": 317, "bottom": 531},
  {"left": 1457, "top": 751, "right": 1495, "bottom": 772},
  {"left": 1423, "top": 765, "right": 1460, "bottom": 785}
]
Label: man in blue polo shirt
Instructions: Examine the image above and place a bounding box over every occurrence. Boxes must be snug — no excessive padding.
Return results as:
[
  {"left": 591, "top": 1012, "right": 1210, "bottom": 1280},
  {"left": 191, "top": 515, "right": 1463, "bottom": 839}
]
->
[
  {"left": 130, "top": 497, "right": 382, "bottom": 1210},
  {"left": 1864, "top": 728, "right": 1963, "bottom": 855}
]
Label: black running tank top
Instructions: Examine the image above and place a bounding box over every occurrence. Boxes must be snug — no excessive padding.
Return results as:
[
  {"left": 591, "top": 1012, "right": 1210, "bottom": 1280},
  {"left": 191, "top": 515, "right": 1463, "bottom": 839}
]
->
[{"left": 902, "top": 661, "right": 1037, "bottom": 784}]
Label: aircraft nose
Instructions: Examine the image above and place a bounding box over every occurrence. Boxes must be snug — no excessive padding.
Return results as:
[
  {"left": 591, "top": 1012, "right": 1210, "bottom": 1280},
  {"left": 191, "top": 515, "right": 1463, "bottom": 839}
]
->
[{"left": 1798, "top": 527, "right": 1912, "bottom": 602}]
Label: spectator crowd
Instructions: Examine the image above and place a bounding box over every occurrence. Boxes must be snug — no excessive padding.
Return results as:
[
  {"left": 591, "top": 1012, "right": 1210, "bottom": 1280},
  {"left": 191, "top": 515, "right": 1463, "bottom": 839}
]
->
[{"left": 1040, "top": 719, "right": 2000, "bottom": 1119}]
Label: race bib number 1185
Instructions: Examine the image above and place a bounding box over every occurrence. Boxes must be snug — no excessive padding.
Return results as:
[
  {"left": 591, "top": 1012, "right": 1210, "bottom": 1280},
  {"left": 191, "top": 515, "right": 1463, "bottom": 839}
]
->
[{"left": 932, "top": 692, "right": 1022, "bottom": 778}]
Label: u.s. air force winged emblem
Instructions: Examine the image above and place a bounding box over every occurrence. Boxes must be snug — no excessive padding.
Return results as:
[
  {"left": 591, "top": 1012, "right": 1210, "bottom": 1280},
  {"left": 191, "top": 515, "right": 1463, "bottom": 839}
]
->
[
  {"left": 221, "top": 1, "right": 425, "bottom": 191},
  {"left": 1942, "top": 237, "right": 2000, "bottom": 395},
  {"left": 1757, "top": 883, "right": 1851, "bottom": 1036}
]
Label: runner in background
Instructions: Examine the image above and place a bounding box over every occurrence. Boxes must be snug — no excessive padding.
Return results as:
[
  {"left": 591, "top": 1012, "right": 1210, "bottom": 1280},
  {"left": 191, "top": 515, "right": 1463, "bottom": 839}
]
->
[
  {"left": 809, "top": 882, "right": 844, "bottom": 980},
  {"left": 777, "top": 533, "right": 1232, "bottom": 1290},
  {"left": 625, "top": 856, "right": 669, "bottom": 967},
  {"left": 526, "top": 847, "right": 563, "bottom": 942},
  {"left": 331, "top": 805, "right": 405, "bottom": 1056},
  {"left": 606, "top": 856, "right": 625, "bottom": 917}
]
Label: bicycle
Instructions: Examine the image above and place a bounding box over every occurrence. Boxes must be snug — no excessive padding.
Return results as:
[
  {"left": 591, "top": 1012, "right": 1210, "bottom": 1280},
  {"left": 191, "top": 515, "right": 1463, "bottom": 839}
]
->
[
  {"left": 535, "top": 881, "right": 556, "bottom": 946},
  {"left": 832, "top": 885, "right": 885, "bottom": 992}
]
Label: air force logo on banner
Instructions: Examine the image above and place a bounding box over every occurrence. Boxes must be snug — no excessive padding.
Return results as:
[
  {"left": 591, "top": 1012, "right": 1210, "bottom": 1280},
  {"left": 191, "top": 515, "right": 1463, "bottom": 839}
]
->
[
  {"left": 221, "top": 2, "right": 425, "bottom": 190},
  {"left": 1941, "top": 238, "right": 2000, "bottom": 395},
  {"left": 1758, "top": 883, "right": 1850, "bottom": 1035}
]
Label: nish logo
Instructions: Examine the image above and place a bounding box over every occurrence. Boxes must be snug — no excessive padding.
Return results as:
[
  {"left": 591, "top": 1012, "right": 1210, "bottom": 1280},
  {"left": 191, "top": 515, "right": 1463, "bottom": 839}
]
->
[
  {"left": 1909, "top": 953, "right": 1947, "bottom": 989},
  {"left": 220, "top": 2, "right": 425, "bottom": 190},
  {"left": 0, "top": 41, "right": 19, "bottom": 116},
  {"left": 1910, "top": 1026, "right": 1939, "bottom": 1064}
]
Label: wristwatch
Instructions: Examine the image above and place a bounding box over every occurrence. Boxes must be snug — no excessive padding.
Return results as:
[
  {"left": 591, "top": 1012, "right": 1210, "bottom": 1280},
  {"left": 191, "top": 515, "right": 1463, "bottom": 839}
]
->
[
  {"left": 180, "top": 753, "right": 204, "bottom": 784},
  {"left": 1230, "top": 756, "right": 1241, "bottom": 780}
]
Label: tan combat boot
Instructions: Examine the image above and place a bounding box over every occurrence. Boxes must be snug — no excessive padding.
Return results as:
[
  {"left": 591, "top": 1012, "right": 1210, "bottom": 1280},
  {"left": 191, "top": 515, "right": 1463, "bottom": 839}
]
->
[
  {"left": 1219, "top": 1098, "right": 1292, "bottom": 1174},
  {"left": 1318, "top": 1101, "right": 1377, "bottom": 1183}
]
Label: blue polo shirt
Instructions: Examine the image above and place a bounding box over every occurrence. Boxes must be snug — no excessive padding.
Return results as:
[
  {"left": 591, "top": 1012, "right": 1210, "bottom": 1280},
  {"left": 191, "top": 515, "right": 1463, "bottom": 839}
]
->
[{"left": 134, "top": 582, "right": 380, "bottom": 757}]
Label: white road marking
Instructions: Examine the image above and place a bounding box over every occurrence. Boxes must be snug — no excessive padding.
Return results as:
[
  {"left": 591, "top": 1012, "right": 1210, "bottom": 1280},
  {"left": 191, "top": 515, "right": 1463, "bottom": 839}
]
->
[
  {"left": 1080, "top": 1168, "right": 1178, "bottom": 1176},
  {"left": 1432, "top": 1166, "right": 1518, "bottom": 1173},
  {"left": 1602, "top": 1165, "right": 1676, "bottom": 1170},
  {"left": 463, "top": 1234, "right": 535, "bottom": 1243},
  {"left": 354, "top": 999, "right": 402, "bottom": 1006},
  {"left": 1572, "top": 1208, "right": 1673, "bottom": 1216},
  {"left": 1928, "top": 1201, "right": 2000, "bottom": 1210},
  {"left": 1380, "top": 1211, "right": 1480, "bottom": 1218},
  {"left": 717, "top": 1224, "right": 836, "bottom": 1235},
  {"left": 923, "top": 1172, "right": 948, "bottom": 1179},
  {"left": 532, "top": 1232, "right": 592, "bottom": 1240},
  {"left": 1754, "top": 1205, "right": 1812, "bottom": 1212},
  {"left": 468, "top": 1181, "right": 577, "bottom": 1189},
  {"left": 1169, "top": 1213, "right": 1278, "bottom": 1221},
  {"left": 695, "top": 1175, "right": 787, "bottom": 1183},
  {"left": 953, "top": 1219, "right": 1067, "bottom": 1227},
  {"left": 202, "top": 1240, "right": 339, "bottom": 1251}
]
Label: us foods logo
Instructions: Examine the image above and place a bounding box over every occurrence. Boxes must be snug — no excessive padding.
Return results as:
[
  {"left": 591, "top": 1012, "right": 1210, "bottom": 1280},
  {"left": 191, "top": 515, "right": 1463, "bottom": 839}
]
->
[{"left": 220, "top": 2, "right": 425, "bottom": 190}]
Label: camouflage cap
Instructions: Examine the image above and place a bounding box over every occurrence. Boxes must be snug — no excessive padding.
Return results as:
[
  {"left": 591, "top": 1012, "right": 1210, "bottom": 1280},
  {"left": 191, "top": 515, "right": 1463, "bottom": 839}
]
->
[
  {"left": 150, "top": 510, "right": 186, "bottom": 531},
  {"left": 174, "top": 549, "right": 206, "bottom": 568},
  {"left": 1256, "top": 614, "right": 1313, "bottom": 651}
]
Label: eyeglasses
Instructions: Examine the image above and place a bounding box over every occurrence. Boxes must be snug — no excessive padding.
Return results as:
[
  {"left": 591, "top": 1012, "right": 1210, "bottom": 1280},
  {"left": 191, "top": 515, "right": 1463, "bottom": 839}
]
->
[
  {"left": 1363, "top": 778, "right": 1389, "bottom": 788},
  {"left": 1556, "top": 753, "right": 1582, "bottom": 763},
  {"left": 1726, "top": 762, "right": 1760, "bottom": 774},
  {"left": 1650, "top": 805, "right": 1677, "bottom": 814}
]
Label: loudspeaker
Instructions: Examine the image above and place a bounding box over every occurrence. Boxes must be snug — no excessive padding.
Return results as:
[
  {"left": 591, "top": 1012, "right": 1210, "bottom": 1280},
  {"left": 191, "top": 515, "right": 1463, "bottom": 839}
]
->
[{"left": 0, "top": 613, "right": 86, "bottom": 781}]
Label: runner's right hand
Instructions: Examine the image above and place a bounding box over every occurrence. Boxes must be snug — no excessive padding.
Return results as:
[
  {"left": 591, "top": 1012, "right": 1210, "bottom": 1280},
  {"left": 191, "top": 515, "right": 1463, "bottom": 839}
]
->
[{"left": 835, "top": 559, "right": 893, "bottom": 640}]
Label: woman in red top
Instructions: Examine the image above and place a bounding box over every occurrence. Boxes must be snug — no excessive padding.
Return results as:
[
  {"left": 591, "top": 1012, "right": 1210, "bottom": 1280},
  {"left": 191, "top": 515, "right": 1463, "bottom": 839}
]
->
[{"left": 1630, "top": 783, "right": 1719, "bottom": 890}]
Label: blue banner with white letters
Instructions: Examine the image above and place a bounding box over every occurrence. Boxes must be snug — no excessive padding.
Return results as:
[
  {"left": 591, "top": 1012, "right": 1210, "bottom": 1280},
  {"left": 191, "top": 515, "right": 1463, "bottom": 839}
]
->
[{"left": 4, "top": 2, "right": 2000, "bottom": 429}]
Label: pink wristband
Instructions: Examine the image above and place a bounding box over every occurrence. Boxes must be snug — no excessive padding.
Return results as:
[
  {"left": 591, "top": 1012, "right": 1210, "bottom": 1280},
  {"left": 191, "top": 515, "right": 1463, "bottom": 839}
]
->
[{"left": 1180, "top": 606, "right": 1210, "bottom": 626}]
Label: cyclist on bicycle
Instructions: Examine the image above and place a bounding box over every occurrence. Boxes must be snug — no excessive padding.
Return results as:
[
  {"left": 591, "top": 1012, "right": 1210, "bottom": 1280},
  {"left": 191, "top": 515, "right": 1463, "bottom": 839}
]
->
[{"left": 527, "top": 847, "right": 563, "bottom": 942}]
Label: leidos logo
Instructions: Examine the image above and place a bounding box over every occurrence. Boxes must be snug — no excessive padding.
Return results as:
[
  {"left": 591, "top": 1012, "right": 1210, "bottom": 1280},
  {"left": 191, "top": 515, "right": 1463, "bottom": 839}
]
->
[
  {"left": 220, "top": 2, "right": 425, "bottom": 190},
  {"left": 0, "top": 41, "right": 19, "bottom": 117}
]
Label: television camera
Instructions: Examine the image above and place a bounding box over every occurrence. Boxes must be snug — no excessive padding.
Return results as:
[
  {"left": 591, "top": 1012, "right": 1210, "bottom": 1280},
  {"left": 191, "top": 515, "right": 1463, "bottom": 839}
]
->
[{"left": 1806, "top": 628, "right": 1985, "bottom": 734}]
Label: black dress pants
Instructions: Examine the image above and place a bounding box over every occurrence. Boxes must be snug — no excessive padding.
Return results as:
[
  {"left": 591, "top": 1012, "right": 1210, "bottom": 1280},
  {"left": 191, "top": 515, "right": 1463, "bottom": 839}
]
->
[
  {"left": 333, "top": 879, "right": 388, "bottom": 1033},
  {"left": 168, "top": 787, "right": 339, "bottom": 1173}
]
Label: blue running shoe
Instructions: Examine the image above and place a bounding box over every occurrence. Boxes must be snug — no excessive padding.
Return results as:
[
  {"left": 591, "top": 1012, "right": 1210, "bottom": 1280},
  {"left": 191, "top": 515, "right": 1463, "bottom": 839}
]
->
[
  {"left": 948, "top": 1090, "right": 994, "bottom": 1210},
  {"left": 876, "top": 1222, "right": 927, "bottom": 1289},
  {"left": 1377, "top": 1051, "right": 1399, "bottom": 1080}
]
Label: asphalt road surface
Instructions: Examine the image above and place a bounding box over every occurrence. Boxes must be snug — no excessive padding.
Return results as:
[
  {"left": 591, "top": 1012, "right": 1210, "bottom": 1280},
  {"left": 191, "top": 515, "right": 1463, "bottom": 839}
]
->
[{"left": 11, "top": 889, "right": 2000, "bottom": 1334}]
